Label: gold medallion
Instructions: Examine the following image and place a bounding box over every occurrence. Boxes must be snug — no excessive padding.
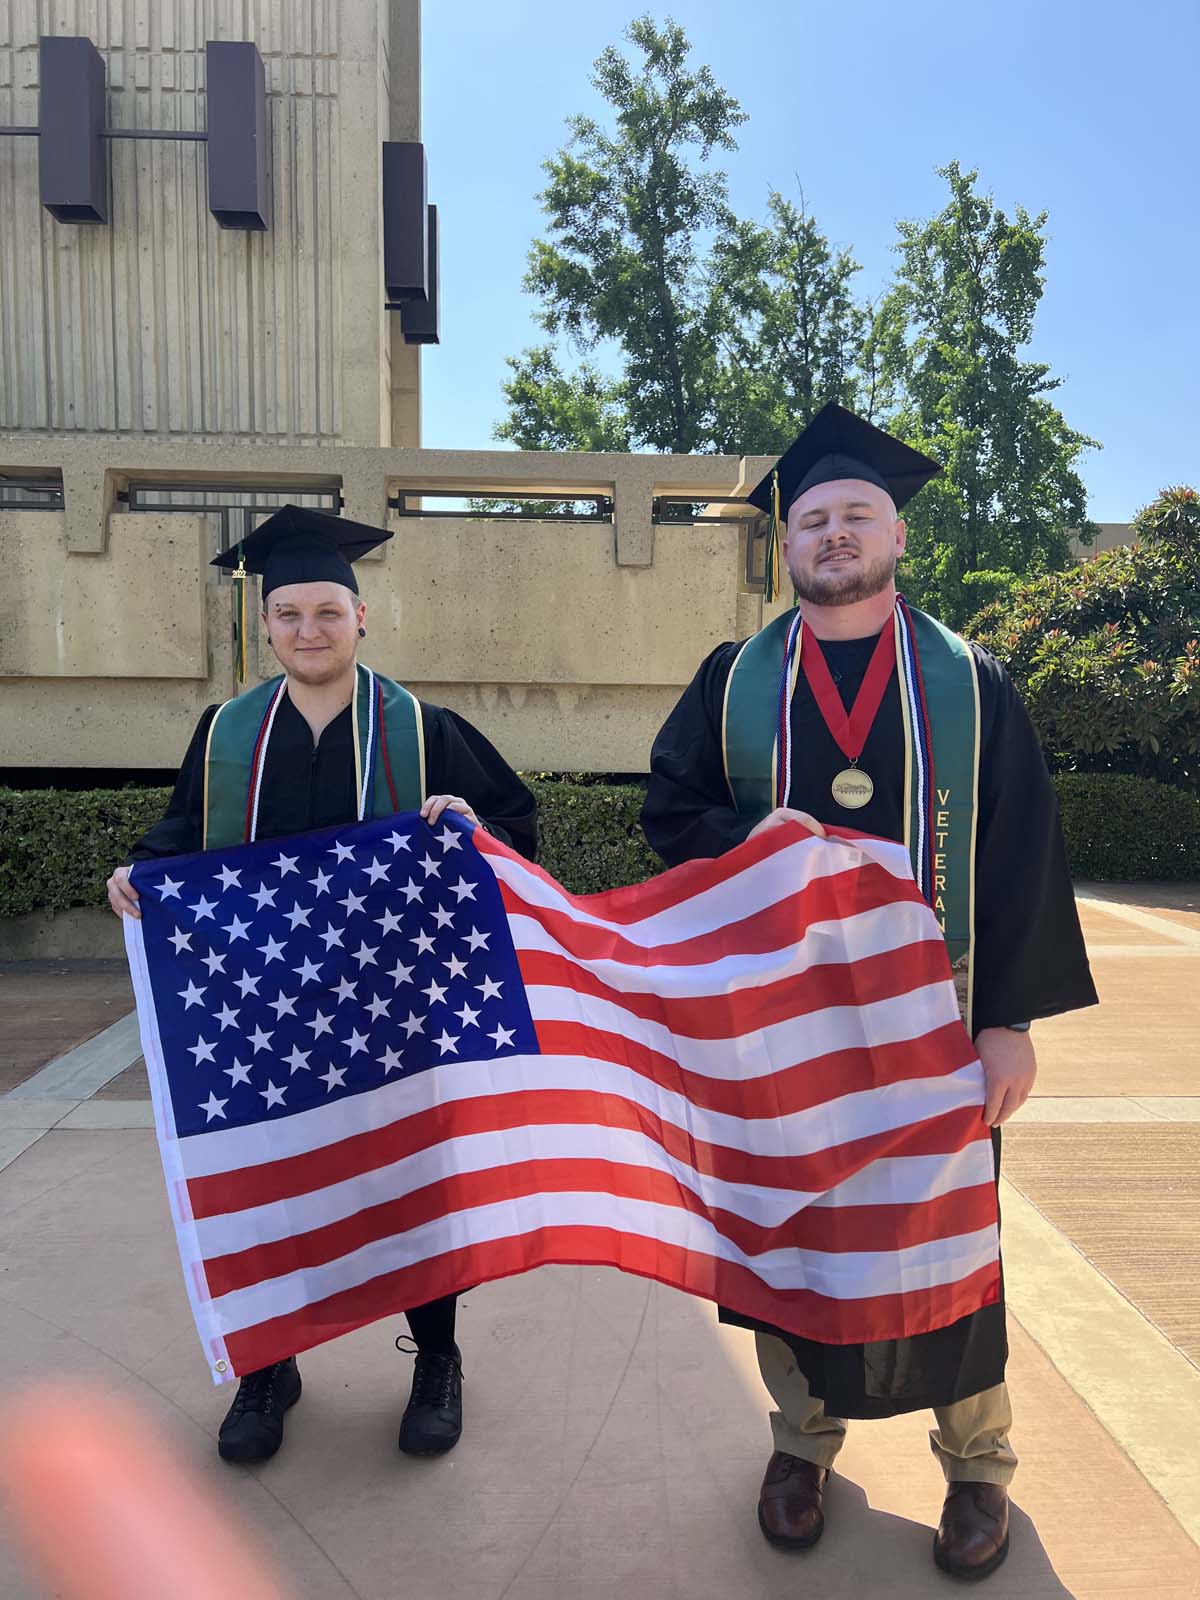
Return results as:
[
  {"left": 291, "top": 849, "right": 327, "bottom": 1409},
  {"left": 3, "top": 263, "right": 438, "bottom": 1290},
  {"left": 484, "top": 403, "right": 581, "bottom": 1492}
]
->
[{"left": 831, "top": 766, "right": 874, "bottom": 809}]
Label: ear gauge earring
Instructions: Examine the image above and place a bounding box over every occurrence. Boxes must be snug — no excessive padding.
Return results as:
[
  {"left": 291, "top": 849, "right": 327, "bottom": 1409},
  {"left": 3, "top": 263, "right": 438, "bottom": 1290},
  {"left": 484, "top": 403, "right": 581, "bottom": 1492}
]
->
[{"left": 358, "top": 627, "right": 366, "bottom": 638}]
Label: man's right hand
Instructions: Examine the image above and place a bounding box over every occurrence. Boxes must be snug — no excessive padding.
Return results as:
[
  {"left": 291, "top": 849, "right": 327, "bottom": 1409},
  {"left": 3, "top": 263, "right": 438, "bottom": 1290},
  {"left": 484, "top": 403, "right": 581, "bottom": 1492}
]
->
[
  {"left": 748, "top": 807, "right": 828, "bottom": 841},
  {"left": 106, "top": 866, "right": 141, "bottom": 921}
]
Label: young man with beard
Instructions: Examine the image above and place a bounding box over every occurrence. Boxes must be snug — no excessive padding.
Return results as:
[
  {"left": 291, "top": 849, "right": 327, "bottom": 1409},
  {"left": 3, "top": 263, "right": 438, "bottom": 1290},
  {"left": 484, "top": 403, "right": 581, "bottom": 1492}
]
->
[
  {"left": 640, "top": 406, "right": 1096, "bottom": 1581},
  {"left": 107, "top": 506, "right": 536, "bottom": 1468}
]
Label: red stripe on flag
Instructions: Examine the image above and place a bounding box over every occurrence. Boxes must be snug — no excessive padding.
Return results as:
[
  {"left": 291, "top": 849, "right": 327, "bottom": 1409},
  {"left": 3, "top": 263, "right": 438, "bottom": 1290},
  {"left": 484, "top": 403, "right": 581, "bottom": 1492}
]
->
[
  {"left": 203, "top": 1158, "right": 999, "bottom": 1300},
  {"left": 517, "top": 940, "right": 955, "bottom": 1039},
  {"left": 533, "top": 1018, "right": 980, "bottom": 1115},
  {"left": 221, "top": 1231, "right": 1001, "bottom": 1377},
  {"left": 186, "top": 1094, "right": 986, "bottom": 1220},
  {"left": 476, "top": 822, "right": 923, "bottom": 927}
]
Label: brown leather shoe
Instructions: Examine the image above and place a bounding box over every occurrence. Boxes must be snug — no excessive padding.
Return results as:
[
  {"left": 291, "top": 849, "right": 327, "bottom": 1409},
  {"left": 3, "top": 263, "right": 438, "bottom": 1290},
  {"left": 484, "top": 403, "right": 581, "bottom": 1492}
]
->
[
  {"left": 757, "top": 1451, "right": 829, "bottom": 1550},
  {"left": 933, "top": 1481, "right": 1010, "bottom": 1580}
]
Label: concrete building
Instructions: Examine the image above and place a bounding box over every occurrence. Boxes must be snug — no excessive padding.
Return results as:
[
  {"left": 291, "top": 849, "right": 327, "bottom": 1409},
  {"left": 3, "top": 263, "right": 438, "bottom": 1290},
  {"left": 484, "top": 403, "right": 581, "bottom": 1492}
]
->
[{"left": 0, "top": 0, "right": 790, "bottom": 779}]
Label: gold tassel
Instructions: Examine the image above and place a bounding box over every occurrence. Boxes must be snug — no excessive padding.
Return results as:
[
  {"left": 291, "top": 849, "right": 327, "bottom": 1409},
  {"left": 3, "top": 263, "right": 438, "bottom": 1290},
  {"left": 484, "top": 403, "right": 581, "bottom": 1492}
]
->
[
  {"left": 231, "top": 548, "right": 248, "bottom": 686},
  {"left": 763, "top": 468, "right": 782, "bottom": 603}
]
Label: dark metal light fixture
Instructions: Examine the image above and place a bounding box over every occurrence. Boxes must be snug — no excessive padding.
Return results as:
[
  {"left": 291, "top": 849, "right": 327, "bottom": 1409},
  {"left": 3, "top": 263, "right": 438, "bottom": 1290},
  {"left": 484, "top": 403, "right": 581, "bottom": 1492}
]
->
[
  {"left": 382, "top": 141, "right": 428, "bottom": 304},
  {"left": 400, "top": 204, "right": 440, "bottom": 344},
  {"left": 0, "top": 35, "right": 271, "bottom": 230}
]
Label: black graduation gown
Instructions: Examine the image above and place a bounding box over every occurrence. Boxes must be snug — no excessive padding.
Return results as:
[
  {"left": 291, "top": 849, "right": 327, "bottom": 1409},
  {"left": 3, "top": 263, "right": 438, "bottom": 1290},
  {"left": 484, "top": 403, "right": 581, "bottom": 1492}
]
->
[
  {"left": 641, "top": 629, "right": 1097, "bottom": 1418},
  {"left": 131, "top": 693, "right": 538, "bottom": 864}
]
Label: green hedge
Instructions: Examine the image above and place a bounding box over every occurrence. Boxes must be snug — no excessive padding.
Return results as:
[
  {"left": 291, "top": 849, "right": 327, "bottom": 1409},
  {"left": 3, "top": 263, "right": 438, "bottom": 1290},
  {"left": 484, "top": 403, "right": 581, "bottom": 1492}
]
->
[
  {"left": 1, "top": 771, "right": 1196, "bottom": 920},
  {"left": 1052, "top": 772, "right": 1200, "bottom": 881}
]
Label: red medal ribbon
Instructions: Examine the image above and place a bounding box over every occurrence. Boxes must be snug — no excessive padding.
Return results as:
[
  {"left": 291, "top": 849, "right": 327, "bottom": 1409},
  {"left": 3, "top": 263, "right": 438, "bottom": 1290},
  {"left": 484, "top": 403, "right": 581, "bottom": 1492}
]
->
[{"left": 800, "top": 624, "right": 897, "bottom": 763}]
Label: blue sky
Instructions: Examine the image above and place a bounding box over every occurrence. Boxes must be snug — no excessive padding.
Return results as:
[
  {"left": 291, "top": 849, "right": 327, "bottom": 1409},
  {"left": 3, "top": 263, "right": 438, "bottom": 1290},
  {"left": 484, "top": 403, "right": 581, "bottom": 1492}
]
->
[{"left": 421, "top": 0, "right": 1198, "bottom": 522}]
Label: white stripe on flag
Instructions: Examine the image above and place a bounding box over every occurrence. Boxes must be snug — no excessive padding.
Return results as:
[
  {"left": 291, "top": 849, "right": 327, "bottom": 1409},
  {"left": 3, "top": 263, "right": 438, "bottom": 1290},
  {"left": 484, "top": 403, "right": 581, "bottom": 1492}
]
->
[
  {"left": 179, "top": 1054, "right": 985, "bottom": 1182},
  {"left": 207, "top": 1194, "right": 1000, "bottom": 1333}
]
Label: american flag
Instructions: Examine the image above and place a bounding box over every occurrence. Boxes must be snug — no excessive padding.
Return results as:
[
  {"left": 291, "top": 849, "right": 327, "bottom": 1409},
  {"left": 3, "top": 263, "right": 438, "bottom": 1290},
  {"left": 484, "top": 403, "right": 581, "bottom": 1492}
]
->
[{"left": 124, "top": 814, "right": 1000, "bottom": 1383}]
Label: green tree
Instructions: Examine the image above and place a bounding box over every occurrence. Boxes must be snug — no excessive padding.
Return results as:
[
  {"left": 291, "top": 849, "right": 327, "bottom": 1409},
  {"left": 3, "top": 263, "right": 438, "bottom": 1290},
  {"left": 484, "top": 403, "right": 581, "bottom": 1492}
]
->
[
  {"left": 705, "top": 191, "right": 882, "bottom": 453},
  {"left": 969, "top": 487, "right": 1200, "bottom": 790},
  {"left": 498, "top": 21, "right": 881, "bottom": 458},
  {"left": 497, "top": 16, "right": 746, "bottom": 456},
  {"left": 880, "top": 162, "right": 1099, "bottom": 625}
]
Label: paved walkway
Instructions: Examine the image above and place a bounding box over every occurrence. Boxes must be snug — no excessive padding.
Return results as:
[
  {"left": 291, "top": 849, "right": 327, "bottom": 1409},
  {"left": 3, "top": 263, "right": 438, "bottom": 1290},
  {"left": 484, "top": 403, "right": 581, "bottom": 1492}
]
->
[{"left": 0, "top": 887, "right": 1198, "bottom": 1598}]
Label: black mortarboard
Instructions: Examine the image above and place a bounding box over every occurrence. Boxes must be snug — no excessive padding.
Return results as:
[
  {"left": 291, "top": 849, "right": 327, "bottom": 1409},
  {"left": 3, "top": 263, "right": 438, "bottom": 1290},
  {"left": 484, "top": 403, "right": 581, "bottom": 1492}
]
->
[
  {"left": 210, "top": 504, "right": 392, "bottom": 598},
  {"left": 745, "top": 403, "right": 942, "bottom": 516}
]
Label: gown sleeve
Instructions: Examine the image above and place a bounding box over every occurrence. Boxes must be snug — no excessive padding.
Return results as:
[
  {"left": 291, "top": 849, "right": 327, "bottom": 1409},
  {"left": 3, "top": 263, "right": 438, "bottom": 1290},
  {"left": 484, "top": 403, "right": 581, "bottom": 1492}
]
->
[
  {"left": 640, "top": 642, "right": 758, "bottom": 867},
  {"left": 969, "top": 650, "right": 1098, "bottom": 1029},
  {"left": 422, "top": 705, "right": 538, "bottom": 862},
  {"left": 127, "top": 706, "right": 219, "bottom": 862}
]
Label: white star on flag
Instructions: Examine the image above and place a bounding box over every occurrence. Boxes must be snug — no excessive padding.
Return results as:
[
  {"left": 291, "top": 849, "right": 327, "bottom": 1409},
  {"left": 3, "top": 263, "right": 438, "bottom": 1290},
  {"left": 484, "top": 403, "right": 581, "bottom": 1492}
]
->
[
  {"left": 400, "top": 879, "right": 424, "bottom": 904},
  {"left": 283, "top": 1045, "right": 311, "bottom": 1075},
  {"left": 293, "top": 956, "right": 323, "bottom": 986},
  {"left": 306, "top": 1010, "right": 335, "bottom": 1039},
  {"left": 488, "top": 1024, "right": 516, "bottom": 1049},
  {"left": 331, "top": 976, "right": 358, "bottom": 1004},
  {"left": 214, "top": 865, "right": 241, "bottom": 891},
  {"left": 268, "top": 991, "right": 297, "bottom": 1020},
  {"left": 319, "top": 924, "right": 345, "bottom": 950},
  {"left": 419, "top": 853, "right": 442, "bottom": 878},
  {"left": 199, "top": 1092, "right": 228, "bottom": 1122},
  {"left": 178, "top": 980, "right": 206, "bottom": 1009},
  {"left": 400, "top": 1011, "right": 425, "bottom": 1038},
  {"left": 168, "top": 928, "right": 192, "bottom": 955},
  {"left": 224, "top": 1059, "right": 252, "bottom": 1087},
  {"left": 191, "top": 895, "right": 217, "bottom": 922},
  {"left": 379, "top": 1046, "right": 404, "bottom": 1074},
  {"left": 434, "top": 1030, "right": 460, "bottom": 1056},
  {"left": 353, "top": 941, "right": 379, "bottom": 969},
  {"left": 343, "top": 1029, "right": 369, "bottom": 1057},
  {"left": 443, "top": 955, "right": 468, "bottom": 980},
  {"left": 385, "top": 830, "right": 411, "bottom": 853},
  {"left": 363, "top": 857, "right": 391, "bottom": 884},
  {"left": 234, "top": 970, "right": 261, "bottom": 998},
  {"left": 339, "top": 889, "right": 366, "bottom": 917},
  {"left": 272, "top": 853, "right": 299, "bottom": 877},
  {"left": 422, "top": 978, "right": 448, "bottom": 1005},
  {"left": 410, "top": 930, "right": 435, "bottom": 956},
  {"left": 329, "top": 840, "right": 356, "bottom": 863},
  {"left": 215, "top": 1002, "right": 240, "bottom": 1032},
  {"left": 259, "top": 1081, "right": 287, "bottom": 1108},
  {"left": 223, "top": 914, "right": 251, "bottom": 943},
  {"left": 464, "top": 928, "right": 490, "bottom": 952},
  {"left": 436, "top": 826, "right": 463, "bottom": 852},
  {"left": 320, "top": 1064, "right": 347, "bottom": 1092},
  {"left": 201, "top": 949, "right": 226, "bottom": 976},
  {"left": 188, "top": 1036, "right": 217, "bottom": 1066},
  {"left": 476, "top": 975, "right": 503, "bottom": 1001},
  {"left": 248, "top": 1025, "right": 273, "bottom": 1054},
  {"left": 365, "top": 994, "right": 391, "bottom": 1021},
  {"left": 309, "top": 868, "right": 332, "bottom": 896},
  {"left": 455, "top": 1002, "right": 480, "bottom": 1028},
  {"left": 389, "top": 959, "right": 414, "bottom": 986},
  {"left": 432, "top": 906, "right": 455, "bottom": 929},
  {"left": 257, "top": 936, "right": 286, "bottom": 965},
  {"left": 284, "top": 903, "right": 311, "bottom": 931},
  {"left": 450, "top": 878, "right": 477, "bottom": 903},
  {"left": 157, "top": 875, "right": 183, "bottom": 901},
  {"left": 376, "top": 908, "right": 404, "bottom": 936},
  {"left": 249, "top": 884, "right": 278, "bottom": 911}
]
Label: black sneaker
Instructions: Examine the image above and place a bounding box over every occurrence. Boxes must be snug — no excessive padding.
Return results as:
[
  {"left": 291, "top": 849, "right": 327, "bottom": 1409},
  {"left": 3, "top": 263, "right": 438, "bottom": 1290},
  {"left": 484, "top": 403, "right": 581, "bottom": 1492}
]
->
[
  {"left": 397, "top": 1341, "right": 463, "bottom": 1456},
  {"left": 217, "top": 1356, "right": 302, "bottom": 1463}
]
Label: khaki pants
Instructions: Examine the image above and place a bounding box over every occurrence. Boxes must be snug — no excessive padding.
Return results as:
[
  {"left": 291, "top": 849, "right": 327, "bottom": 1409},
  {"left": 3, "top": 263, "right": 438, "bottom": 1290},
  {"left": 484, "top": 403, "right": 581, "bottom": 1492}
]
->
[{"left": 756, "top": 1332, "right": 1018, "bottom": 1486}]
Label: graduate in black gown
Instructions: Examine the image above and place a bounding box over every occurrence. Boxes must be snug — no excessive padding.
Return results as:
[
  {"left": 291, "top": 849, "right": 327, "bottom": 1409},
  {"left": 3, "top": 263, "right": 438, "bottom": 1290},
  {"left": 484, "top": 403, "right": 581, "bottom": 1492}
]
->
[
  {"left": 641, "top": 408, "right": 1096, "bottom": 1581},
  {"left": 108, "top": 506, "right": 536, "bottom": 1469}
]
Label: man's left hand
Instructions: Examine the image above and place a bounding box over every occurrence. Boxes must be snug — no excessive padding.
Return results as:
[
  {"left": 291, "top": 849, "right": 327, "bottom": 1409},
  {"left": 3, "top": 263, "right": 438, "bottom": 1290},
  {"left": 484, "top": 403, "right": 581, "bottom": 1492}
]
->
[
  {"left": 975, "top": 1027, "right": 1037, "bottom": 1126},
  {"left": 420, "top": 794, "right": 480, "bottom": 828}
]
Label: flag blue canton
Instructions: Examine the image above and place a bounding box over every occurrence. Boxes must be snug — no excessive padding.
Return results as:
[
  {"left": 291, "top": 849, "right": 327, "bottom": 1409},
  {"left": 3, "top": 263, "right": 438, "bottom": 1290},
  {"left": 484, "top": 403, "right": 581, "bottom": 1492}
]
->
[{"left": 131, "top": 813, "right": 539, "bottom": 1138}]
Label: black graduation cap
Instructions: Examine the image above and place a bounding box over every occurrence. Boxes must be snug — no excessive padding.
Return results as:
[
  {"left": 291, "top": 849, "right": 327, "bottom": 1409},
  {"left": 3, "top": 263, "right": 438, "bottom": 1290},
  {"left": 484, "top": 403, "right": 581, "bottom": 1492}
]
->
[
  {"left": 745, "top": 403, "right": 942, "bottom": 517},
  {"left": 210, "top": 504, "right": 392, "bottom": 598}
]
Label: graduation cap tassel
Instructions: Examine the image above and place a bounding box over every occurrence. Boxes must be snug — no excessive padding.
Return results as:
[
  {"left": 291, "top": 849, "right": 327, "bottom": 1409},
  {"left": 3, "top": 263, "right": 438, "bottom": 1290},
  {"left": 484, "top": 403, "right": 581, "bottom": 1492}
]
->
[
  {"left": 231, "top": 547, "right": 248, "bottom": 686},
  {"left": 763, "top": 468, "right": 782, "bottom": 603}
]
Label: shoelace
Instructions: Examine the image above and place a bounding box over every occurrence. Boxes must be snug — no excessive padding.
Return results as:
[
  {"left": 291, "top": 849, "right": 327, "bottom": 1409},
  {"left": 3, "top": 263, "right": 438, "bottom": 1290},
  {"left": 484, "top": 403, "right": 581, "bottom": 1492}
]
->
[
  {"left": 395, "top": 1336, "right": 462, "bottom": 1410},
  {"left": 227, "top": 1364, "right": 281, "bottom": 1419}
]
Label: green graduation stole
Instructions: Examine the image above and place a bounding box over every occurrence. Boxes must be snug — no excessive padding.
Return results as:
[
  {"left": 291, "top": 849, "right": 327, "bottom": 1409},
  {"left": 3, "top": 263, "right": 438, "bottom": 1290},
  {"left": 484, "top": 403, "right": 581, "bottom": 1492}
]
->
[
  {"left": 202, "top": 664, "right": 425, "bottom": 851},
  {"left": 722, "top": 600, "right": 981, "bottom": 1031}
]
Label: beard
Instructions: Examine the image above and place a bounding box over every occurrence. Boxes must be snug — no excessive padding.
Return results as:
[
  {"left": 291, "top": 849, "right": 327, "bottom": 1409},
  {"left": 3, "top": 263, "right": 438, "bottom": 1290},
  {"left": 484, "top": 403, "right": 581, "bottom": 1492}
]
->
[{"left": 788, "top": 548, "right": 897, "bottom": 607}]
